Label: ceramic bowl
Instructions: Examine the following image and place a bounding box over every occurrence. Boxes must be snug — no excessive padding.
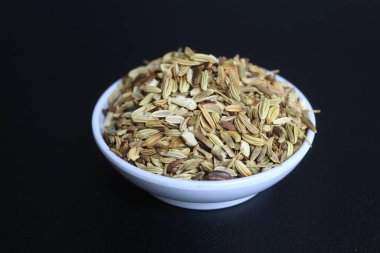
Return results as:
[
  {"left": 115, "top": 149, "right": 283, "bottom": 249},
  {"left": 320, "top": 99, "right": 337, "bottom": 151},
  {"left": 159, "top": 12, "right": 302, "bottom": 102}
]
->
[{"left": 92, "top": 75, "right": 316, "bottom": 210}]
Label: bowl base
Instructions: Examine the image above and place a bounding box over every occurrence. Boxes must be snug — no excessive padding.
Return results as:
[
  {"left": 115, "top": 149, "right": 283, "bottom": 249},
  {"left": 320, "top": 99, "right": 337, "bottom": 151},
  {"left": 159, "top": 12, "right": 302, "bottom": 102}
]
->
[{"left": 153, "top": 194, "right": 257, "bottom": 210}]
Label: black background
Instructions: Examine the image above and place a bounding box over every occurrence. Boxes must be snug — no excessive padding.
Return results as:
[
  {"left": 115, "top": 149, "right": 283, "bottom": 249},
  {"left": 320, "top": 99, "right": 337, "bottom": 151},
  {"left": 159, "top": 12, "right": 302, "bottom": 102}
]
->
[{"left": 3, "top": 0, "right": 380, "bottom": 252}]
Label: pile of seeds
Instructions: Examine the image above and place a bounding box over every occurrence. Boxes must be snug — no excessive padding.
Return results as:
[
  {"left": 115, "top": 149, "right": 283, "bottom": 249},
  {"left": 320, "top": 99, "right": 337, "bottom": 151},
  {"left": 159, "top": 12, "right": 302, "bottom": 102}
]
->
[{"left": 103, "top": 47, "right": 317, "bottom": 180}]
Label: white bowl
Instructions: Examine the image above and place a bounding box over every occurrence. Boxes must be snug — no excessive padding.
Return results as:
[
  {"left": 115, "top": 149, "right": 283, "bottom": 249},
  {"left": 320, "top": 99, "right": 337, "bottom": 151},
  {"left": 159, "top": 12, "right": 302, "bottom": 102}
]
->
[{"left": 92, "top": 75, "right": 316, "bottom": 210}]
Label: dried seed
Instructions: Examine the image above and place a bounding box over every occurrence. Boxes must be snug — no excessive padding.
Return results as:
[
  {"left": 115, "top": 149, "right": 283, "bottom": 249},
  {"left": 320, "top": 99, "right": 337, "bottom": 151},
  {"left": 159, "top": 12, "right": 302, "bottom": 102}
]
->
[
  {"left": 207, "top": 133, "right": 224, "bottom": 147},
  {"left": 240, "top": 140, "right": 250, "bottom": 157},
  {"left": 136, "top": 129, "right": 160, "bottom": 139},
  {"left": 259, "top": 97, "right": 270, "bottom": 120},
  {"left": 242, "top": 134, "right": 267, "bottom": 146},
  {"left": 257, "top": 145, "right": 267, "bottom": 162},
  {"left": 267, "top": 137, "right": 280, "bottom": 163},
  {"left": 186, "top": 68, "right": 193, "bottom": 84},
  {"left": 151, "top": 110, "right": 173, "bottom": 117},
  {"left": 286, "top": 124, "right": 297, "bottom": 144},
  {"left": 227, "top": 131, "right": 241, "bottom": 143},
  {"left": 145, "top": 166, "right": 164, "bottom": 175},
  {"left": 220, "top": 131, "right": 235, "bottom": 149},
  {"left": 142, "top": 86, "right": 162, "bottom": 93},
  {"left": 173, "top": 58, "right": 201, "bottom": 66},
  {"left": 286, "top": 141, "right": 294, "bottom": 158},
  {"left": 192, "top": 53, "right": 219, "bottom": 64},
  {"left": 167, "top": 137, "right": 184, "bottom": 149},
  {"left": 214, "top": 166, "right": 237, "bottom": 177},
  {"left": 161, "top": 76, "right": 173, "bottom": 99},
  {"left": 169, "top": 96, "right": 197, "bottom": 110},
  {"left": 235, "top": 160, "right": 252, "bottom": 176},
  {"left": 180, "top": 158, "right": 203, "bottom": 171},
  {"left": 273, "top": 117, "right": 292, "bottom": 125},
  {"left": 181, "top": 130, "right": 198, "bottom": 146},
  {"left": 142, "top": 133, "right": 164, "bottom": 147},
  {"left": 165, "top": 115, "right": 185, "bottom": 124},
  {"left": 127, "top": 147, "right": 140, "bottom": 161},
  {"left": 266, "top": 105, "right": 280, "bottom": 124},
  {"left": 199, "top": 104, "right": 216, "bottom": 130},
  {"left": 250, "top": 146, "right": 262, "bottom": 161},
  {"left": 201, "top": 160, "right": 214, "bottom": 173},
  {"left": 192, "top": 89, "right": 215, "bottom": 102},
  {"left": 223, "top": 145, "right": 236, "bottom": 158},
  {"left": 238, "top": 115, "right": 259, "bottom": 134},
  {"left": 203, "top": 103, "right": 224, "bottom": 114},
  {"left": 226, "top": 69, "right": 242, "bottom": 101},
  {"left": 234, "top": 118, "right": 248, "bottom": 134},
  {"left": 206, "top": 171, "right": 231, "bottom": 180},
  {"left": 211, "top": 145, "right": 227, "bottom": 161},
  {"left": 225, "top": 104, "right": 245, "bottom": 112},
  {"left": 219, "top": 120, "right": 237, "bottom": 131},
  {"left": 160, "top": 149, "right": 188, "bottom": 159},
  {"left": 160, "top": 157, "right": 177, "bottom": 164},
  {"left": 141, "top": 149, "right": 157, "bottom": 156},
  {"left": 192, "top": 171, "right": 205, "bottom": 180},
  {"left": 193, "top": 131, "right": 214, "bottom": 149},
  {"left": 184, "top": 47, "right": 195, "bottom": 57},
  {"left": 179, "top": 77, "right": 190, "bottom": 93},
  {"left": 201, "top": 70, "right": 209, "bottom": 91},
  {"left": 111, "top": 148, "right": 123, "bottom": 157}
]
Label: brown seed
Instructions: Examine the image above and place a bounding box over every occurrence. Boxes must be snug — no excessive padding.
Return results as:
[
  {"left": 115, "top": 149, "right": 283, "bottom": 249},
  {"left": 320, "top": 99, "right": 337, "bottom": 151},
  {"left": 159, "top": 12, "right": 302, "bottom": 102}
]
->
[
  {"left": 219, "top": 120, "right": 237, "bottom": 131},
  {"left": 167, "top": 159, "right": 186, "bottom": 173},
  {"left": 206, "top": 171, "right": 232, "bottom": 180}
]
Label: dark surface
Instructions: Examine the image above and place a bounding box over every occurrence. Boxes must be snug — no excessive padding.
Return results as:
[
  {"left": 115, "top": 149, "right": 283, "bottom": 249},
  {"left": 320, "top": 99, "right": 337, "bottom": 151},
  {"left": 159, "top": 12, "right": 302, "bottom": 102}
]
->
[{"left": 3, "top": 0, "right": 380, "bottom": 252}]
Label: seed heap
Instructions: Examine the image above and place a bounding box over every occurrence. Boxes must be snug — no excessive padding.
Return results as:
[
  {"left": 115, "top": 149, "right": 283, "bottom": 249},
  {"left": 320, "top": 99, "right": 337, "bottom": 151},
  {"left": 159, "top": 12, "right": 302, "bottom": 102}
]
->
[{"left": 103, "top": 47, "right": 317, "bottom": 180}]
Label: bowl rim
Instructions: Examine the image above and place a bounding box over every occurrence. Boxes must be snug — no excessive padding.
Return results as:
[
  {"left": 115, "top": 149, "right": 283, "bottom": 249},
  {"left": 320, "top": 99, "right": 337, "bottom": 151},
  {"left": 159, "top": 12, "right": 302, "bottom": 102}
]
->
[{"left": 92, "top": 74, "right": 316, "bottom": 190}]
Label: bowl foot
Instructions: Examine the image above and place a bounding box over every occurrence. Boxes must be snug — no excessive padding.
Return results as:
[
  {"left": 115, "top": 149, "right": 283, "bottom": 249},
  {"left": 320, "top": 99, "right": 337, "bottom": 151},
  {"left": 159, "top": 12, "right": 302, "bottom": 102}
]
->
[{"left": 153, "top": 194, "right": 257, "bottom": 210}]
